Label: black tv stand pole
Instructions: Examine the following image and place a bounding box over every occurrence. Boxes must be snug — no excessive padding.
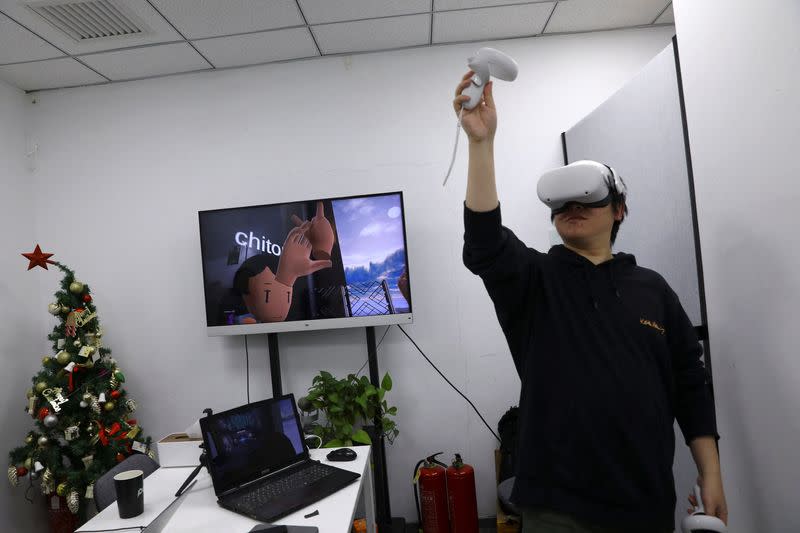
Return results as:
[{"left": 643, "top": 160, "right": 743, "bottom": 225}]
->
[
  {"left": 268, "top": 332, "right": 282, "bottom": 397},
  {"left": 365, "top": 326, "right": 404, "bottom": 533}
]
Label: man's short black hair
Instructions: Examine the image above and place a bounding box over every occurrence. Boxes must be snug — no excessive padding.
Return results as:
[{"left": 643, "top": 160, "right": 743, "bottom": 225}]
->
[{"left": 233, "top": 253, "right": 278, "bottom": 295}]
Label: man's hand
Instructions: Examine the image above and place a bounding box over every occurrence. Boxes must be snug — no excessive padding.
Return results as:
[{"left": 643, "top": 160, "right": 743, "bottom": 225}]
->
[
  {"left": 453, "top": 71, "right": 497, "bottom": 145},
  {"left": 291, "top": 201, "right": 335, "bottom": 260},
  {"left": 275, "top": 225, "right": 332, "bottom": 286},
  {"left": 687, "top": 473, "right": 728, "bottom": 525}
]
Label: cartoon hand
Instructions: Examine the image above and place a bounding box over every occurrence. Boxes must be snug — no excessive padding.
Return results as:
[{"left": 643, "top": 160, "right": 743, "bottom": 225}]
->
[
  {"left": 291, "top": 201, "right": 335, "bottom": 260},
  {"left": 276, "top": 226, "right": 332, "bottom": 286},
  {"left": 398, "top": 267, "right": 410, "bottom": 303}
]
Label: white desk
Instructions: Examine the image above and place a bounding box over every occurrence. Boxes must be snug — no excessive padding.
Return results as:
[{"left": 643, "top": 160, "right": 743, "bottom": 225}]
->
[{"left": 77, "top": 445, "right": 375, "bottom": 533}]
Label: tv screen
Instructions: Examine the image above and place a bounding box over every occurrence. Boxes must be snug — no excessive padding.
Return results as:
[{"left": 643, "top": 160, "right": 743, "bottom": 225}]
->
[{"left": 198, "top": 191, "right": 412, "bottom": 336}]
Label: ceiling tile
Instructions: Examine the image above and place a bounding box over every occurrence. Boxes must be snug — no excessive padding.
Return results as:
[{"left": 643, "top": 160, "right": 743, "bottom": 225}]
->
[
  {"left": 435, "top": 0, "right": 551, "bottom": 10},
  {"left": 311, "top": 14, "right": 430, "bottom": 55},
  {"left": 78, "top": 42, "right": 210, "bottom": 81},
  {"left": 434, "top": 3, "right": 554, "bottom": 43},
  {"left": 193, "top": 28, "right": 318, "bottom": 68},
  {"left": 149, "top": 0, "right": 304, "bottom": 39},
  {"left": 298, "top": 0, "right": 430, "bottom": 24},
  {"left": 0, "top": 57, "right": 106, "bottom": 91},
  {"left": 545, "top": 0, "right": 669, "bottom": 33},
  {"left": 0, "top": 0, "right": 182, "bottom": 55},
  {"left": 0, "top": 12, "right": 64, "bottom": 64},
  {"left": 655, "top": 4, "right": 674, "bottom": 24}
]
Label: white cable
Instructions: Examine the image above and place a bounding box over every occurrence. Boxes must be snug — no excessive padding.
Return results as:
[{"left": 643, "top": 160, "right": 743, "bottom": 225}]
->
[
  {"left": 442, "top": 108, "right": 464, "bottom": 187},
  {"left": 304, "top": 434, "right": 323, "bottom": 449}
]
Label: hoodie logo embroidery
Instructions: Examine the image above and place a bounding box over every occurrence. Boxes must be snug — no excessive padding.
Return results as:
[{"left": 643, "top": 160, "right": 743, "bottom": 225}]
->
[{"left": 640, "top": 318, "right": 665, "bottom": 335}]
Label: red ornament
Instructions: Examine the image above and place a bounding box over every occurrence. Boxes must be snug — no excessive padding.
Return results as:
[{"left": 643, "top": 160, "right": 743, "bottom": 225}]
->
[
  {"left": 21, "top": 245, "right": 55, "bottom": 271},
  {"left": 16, "top": 466, "right": 28, "bottom": 477},
  {"left": 116, "top": 453, "right": 125, "bottom": 463},
  {"left": 82, "top": 294, "right": 92, "bottom": 303},
  {"left": 38, "top": 407, "right": 50, "bottom": 421},
  {"left": 110, "top": 390, "right": 122, "bottom": 399}
]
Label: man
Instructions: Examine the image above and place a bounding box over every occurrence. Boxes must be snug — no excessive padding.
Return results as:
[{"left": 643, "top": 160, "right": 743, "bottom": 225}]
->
[{"left": 453, "top": 72, "right": 727, "bottom": 531}]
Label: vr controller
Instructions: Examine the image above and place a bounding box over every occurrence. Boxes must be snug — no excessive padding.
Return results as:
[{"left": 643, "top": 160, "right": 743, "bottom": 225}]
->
[
  {"left": 681, "top": 485, "right": 727, "bottom": 533},
  {"left": 537, "top": 160, "right": 626, "bottom": 213},
  {"left": 462, "top": 47, "right": 519, "bottom": 110}
]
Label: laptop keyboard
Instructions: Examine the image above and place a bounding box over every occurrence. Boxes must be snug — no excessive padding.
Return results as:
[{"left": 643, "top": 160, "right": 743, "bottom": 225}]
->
[{"left": 238, "top": 463, "right": 335, "bottom": 509}]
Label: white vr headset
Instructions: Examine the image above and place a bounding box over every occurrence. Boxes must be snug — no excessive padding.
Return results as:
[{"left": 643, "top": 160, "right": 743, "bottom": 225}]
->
[{"left": 537, "top": 160, "right": 627, "bottom": 214}]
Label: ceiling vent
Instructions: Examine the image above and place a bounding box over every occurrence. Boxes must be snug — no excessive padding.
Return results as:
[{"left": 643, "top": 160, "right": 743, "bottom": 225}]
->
[{"left": 26, "top": 0, "right": 149, "bottom": 41}]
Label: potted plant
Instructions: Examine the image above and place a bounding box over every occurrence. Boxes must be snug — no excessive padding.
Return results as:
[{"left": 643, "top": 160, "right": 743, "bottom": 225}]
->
[{"left": 299, "top": 371, "right": 398, "bottom": 448}]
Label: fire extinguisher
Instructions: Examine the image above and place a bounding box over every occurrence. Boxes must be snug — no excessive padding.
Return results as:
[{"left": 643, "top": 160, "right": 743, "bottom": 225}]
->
[
  {"left": 413, "top": 452, "right": 450, "bottom": 533},
  {"left": 447, "top": 454, "right": 478, "bottom": 533}
]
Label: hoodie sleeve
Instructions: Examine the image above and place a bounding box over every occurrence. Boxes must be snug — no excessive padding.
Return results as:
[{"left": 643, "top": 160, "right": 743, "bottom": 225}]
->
[
  {"left": 463, "top": 204, "right": 540, "bottom": 371},
  {"left": 664, "top": 285, "right": 719, "bottom": 445}
]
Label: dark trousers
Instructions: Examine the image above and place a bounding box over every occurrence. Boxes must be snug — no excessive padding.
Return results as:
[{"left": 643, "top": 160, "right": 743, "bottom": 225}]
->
[{"left": 522, "top": 508, "right": 673, "bottom": 533}]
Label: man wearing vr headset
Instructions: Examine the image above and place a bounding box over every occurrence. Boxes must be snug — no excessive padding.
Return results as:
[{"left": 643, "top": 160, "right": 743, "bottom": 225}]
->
[{"left": 453, "top": 73, "right": 727, "bottom": 532}]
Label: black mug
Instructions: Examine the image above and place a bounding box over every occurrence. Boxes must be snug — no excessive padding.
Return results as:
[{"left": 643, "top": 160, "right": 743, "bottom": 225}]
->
[{"left": 114, "top": 469, "right": 144, "bottom": 518}]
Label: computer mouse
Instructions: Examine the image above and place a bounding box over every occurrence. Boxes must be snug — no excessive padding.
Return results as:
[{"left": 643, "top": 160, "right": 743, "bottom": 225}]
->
[{"left": 326, "top": 447, "right": 357, "bottom": 462}]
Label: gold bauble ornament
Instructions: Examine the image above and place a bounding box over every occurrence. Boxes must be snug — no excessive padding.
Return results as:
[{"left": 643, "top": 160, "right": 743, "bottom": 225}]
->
[
  {"left": 48, "top": 303, "right": 61, "bottom": 315},
  {"left": 25, "top": 435, "right": 34, "bottom": 445},
  {"left": 23, "top": 458, "right": 32, "bottom": 470},
  {"left": 69, "top": 281, "right": 84, "bottom": 294},
  {"left": 56, "top": 351, "right": 71, "bottom": 365},
  {"left": 41, "top": 356, "right": 51, "bottom": 365},
  {"left": 104, "top": 401, "right": 115, "bottom": 412},
  {"left": 37, "top": 436, "right": 48, "bottom": 447},
  {"left": 61, "top": 305, "right": 70, "bottom": 314},
  {"left": 56, "top": 482, "right": 68, "bottom": 497},
  {"left": 35, "top": 382, "right": 47, "bottom": 394}
]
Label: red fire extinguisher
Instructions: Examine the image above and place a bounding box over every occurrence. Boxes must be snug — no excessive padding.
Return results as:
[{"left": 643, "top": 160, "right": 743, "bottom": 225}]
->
[
  {"left": 413, "top": 453, "right": 450, "bottom": 533},
  {"left": 447, "top": 454, "right": 478, "bottom": 533}
]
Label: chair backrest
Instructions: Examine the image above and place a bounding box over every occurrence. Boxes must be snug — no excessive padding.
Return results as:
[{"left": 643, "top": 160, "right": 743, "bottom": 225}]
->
[{"left": 94, "top": 454, "right": 160, "bottom": 512}]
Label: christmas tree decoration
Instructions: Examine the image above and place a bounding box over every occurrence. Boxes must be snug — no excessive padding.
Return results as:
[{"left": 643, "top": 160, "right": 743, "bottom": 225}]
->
[
  {"left": 41, "top": 468, "right": 55, "bottom": 494},
  {"left": 8, "top": 252, "right": 152, "bottom": 522},
  {"left": 56, "top": 350, "right": 71, "bottom": 365},
  {"left": 69, "top": 281, "right": 84, "bottom": 294},
  {"left": 64, "top": 426, "right": 79, "bottom": 442},
  {"left": 21, "top": 244, "right": 55, "bottom": 270}
]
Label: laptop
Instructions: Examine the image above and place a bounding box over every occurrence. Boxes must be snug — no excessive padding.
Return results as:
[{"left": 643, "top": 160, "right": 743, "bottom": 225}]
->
[{"left": 199, "top": 394, "right": 361, "bottom": 523}]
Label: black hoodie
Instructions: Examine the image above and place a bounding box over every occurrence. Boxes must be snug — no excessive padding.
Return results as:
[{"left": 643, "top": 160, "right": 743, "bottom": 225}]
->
[{"left": 463, "top": 204, "right": 718, "bottom": 530}]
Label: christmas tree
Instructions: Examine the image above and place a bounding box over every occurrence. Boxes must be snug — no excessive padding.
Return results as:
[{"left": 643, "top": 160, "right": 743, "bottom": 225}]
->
[{"left": 7, "top": 245, "right": 152, "bottom": 518}]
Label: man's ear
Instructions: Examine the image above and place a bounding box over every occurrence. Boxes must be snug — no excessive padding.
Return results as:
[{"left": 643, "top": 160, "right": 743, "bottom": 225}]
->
[{"left": 614, "top": 203, "right": 626, "bottom": 221}]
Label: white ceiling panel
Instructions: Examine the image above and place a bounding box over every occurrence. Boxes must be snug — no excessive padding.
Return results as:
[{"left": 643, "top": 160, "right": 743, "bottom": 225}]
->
[
  {"left": 311, "top": 14, "right": 430, "bottom": 55},
  {"left": 0, "top": 0, "right": 181, "bottom": 55},
  {"left": 78, "top": 42, "right": 210, "bottom": 80},
  {"left": 655, "top": 4, "right": 674, "bottom": 25},
  {"left": 434, "top": 2, "right": 554, "bottom": 43},
  {"left": 192, "top": 27, "right": 318, "bottom": 68},
  {"left": 0, "top": 12, "right": 64, "bottom": 64},
  {"left": 0, "top": 57, "right": 105, "bottom": 90},
  {"left": 435, "top": 0, "right": 552, "bottom": 10},
  {"left": 545, "top": 0, "right": 668, "bottom": 33},
  {"left": 149, "top": 0, "right": 304, "bottom": 39},
  {"left": 298, "top": 0, "right": 430, "bottom": 24}
]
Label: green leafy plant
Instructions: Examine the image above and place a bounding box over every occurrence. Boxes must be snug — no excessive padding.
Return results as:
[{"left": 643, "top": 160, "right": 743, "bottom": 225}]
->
[{"left": 302, "top": 371, "right": 398, "bottom": 448}]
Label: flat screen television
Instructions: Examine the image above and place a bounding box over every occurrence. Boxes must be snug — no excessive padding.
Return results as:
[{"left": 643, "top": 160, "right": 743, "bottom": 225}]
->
[{"left": 198, "top": 191, "right": 412, "bottom": 336}]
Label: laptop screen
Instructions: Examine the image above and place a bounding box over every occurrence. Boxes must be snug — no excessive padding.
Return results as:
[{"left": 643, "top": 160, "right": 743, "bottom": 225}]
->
[{"left": 200, "top": 394, "right": 308, "bottom": 495}]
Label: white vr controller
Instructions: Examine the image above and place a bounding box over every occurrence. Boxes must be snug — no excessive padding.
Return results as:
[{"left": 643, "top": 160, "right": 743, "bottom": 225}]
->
[
  {"left": 462, "top": 47, "right": 519, "bottom": 110},
  {"left": 681, "top": 485, "right": 727, "bottom": 533}
]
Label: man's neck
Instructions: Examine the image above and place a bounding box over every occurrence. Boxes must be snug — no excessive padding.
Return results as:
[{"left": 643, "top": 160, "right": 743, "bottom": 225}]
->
[{"left": 563, "top": 242, "right": 613, "bottom": 265}]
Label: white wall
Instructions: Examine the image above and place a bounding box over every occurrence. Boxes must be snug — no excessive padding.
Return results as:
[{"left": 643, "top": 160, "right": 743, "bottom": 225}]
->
[
  {"left": 674, "top": 1, "right": 800, "bottom": 531},
  {"left": 21, "top": 26, "right": 675, "bottom": 524},
  {"left": 0, "top": 81, "right": 48, "bottom": 531}
]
